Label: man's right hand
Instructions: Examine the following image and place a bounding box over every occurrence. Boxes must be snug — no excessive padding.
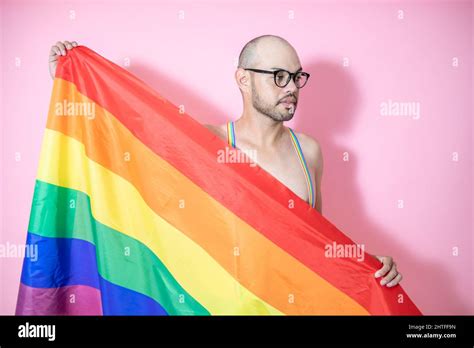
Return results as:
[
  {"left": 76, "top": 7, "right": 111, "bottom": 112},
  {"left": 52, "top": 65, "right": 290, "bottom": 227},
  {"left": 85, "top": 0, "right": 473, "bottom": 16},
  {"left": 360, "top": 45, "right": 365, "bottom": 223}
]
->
[{"left": 49, "top": 40, "right": 78, "bottom": 80}]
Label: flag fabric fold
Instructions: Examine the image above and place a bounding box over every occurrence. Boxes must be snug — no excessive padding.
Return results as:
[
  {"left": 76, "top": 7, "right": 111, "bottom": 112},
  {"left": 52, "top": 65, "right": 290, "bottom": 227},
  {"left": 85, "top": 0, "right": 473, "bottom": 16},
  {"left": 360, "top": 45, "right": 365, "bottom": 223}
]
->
[{"left": 16, "top": 46, "right": 421, "bottom": 315}]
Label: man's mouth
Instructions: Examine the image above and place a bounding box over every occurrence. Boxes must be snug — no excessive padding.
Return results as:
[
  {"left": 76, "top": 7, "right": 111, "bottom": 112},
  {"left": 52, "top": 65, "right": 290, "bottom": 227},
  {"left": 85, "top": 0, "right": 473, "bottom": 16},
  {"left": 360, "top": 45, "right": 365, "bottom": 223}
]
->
[
  {"left": 279, "top": 97, "right": 297, "bottom": 107},
  {"left": 279, "top": 98, "right": 297, "bottom": 115}
]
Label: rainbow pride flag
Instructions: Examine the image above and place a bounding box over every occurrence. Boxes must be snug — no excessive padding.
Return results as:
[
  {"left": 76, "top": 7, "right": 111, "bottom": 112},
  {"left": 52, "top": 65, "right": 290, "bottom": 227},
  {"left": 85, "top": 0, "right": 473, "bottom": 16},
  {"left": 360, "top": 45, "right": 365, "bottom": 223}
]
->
[{"left": 16, "top": 46, "right": 421, "bottom": 315}]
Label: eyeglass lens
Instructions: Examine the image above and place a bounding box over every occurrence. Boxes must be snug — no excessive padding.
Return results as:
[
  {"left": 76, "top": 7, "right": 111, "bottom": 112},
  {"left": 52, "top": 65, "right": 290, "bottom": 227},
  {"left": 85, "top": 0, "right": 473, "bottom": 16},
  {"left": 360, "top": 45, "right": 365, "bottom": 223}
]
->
[{"left": 275, "top": 70, "right": 308, "bottom": 88}]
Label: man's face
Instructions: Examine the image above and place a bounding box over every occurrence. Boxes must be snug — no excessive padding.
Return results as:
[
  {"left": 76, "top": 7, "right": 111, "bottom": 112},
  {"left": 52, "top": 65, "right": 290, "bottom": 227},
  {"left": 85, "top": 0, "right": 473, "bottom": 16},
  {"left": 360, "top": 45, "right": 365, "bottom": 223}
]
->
[
  {"left": 250, "top": 72, "right": 299, "bottom": 122},
  {"left": 248, "top": 43, "right": 302, "bottom": 122}
]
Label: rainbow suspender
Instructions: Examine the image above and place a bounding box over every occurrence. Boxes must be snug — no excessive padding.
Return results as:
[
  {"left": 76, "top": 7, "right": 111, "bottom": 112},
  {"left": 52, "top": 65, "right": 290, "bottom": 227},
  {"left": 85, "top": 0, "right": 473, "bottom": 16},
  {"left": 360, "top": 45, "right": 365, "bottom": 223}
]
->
[
  {"left": 288, "top": 128, "right": 316, "bottom": 209},
  {"left": 227, "top": 121, "right": 236, "bottom": 148},
  {"left": 226, "top": 121, "right": 316, "bottom": 209}
]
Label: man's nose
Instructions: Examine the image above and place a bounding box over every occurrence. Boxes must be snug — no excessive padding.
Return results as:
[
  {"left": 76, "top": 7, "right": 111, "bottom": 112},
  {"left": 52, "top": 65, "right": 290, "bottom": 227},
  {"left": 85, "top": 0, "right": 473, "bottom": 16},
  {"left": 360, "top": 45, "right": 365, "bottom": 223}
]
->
[{"left": 282, "top": 77, "right": 298, "bottom": 94}]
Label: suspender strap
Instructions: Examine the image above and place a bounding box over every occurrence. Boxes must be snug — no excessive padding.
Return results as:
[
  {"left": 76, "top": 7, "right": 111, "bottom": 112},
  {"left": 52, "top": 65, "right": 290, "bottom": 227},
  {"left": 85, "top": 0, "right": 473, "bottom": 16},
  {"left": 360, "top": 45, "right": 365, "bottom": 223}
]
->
[
  {"left": 288, "top": 128, "right": 316, "bottom": 209},
  {"left": 227, "top": 121, "right": 236, "bottom": 148}
]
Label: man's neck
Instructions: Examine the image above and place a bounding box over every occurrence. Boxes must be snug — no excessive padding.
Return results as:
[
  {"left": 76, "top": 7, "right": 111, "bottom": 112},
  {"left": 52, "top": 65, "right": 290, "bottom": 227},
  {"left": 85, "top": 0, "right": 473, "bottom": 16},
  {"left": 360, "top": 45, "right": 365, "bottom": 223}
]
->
[{"left": 234, "top": 109, "right": 287, "bottom": 148}]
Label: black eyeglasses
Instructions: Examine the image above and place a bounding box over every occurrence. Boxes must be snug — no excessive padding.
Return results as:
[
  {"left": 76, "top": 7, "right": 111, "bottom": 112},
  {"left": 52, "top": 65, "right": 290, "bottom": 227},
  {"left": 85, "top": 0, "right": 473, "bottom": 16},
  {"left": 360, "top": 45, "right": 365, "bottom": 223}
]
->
[{"left": 243, "top": 68, "right": 310, "bottom": 88}]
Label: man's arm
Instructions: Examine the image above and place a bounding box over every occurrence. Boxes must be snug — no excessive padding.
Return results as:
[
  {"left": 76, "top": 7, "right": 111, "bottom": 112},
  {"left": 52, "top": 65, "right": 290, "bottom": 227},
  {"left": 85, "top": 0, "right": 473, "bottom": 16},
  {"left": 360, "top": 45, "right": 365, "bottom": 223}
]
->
[
  {"left": 204, "top": 124, "right": 215, "bottom": 132},
  {"left": 204, "top": 124, "right": 226, "bottom": 140}
]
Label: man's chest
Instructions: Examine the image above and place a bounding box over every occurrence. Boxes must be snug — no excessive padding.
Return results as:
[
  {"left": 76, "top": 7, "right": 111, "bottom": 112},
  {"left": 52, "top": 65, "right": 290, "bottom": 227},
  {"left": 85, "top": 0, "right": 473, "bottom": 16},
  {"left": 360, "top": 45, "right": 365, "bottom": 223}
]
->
[
  {"left": 241, "top": 145, "right": 314, "bottom": 204},
  {"left": 211, "top": 124, "right": 315, "bottom": 204}
]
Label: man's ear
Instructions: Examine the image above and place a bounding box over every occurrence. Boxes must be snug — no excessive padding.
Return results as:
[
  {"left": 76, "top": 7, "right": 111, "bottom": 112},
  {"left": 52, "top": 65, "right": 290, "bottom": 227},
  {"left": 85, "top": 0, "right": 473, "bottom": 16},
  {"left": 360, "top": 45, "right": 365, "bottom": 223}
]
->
[{"left": 235, "top": 68, "right": 251, "bottom": 93}]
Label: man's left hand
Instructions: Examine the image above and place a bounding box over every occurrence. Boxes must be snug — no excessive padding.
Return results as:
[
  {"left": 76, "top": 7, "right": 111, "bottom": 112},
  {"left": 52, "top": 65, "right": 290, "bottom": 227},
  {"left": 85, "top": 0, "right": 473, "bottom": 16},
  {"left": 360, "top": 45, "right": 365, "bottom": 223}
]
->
[{"left": 373, "top": 255, "right": 403, "bottom": 287}]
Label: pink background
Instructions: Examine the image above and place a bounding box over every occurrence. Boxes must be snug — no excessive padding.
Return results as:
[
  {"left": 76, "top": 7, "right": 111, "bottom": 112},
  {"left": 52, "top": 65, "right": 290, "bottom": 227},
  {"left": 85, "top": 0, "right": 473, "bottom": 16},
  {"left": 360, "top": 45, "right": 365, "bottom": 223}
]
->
[{"left": 1, "top": 0, "right": 472, "bottom": 315}]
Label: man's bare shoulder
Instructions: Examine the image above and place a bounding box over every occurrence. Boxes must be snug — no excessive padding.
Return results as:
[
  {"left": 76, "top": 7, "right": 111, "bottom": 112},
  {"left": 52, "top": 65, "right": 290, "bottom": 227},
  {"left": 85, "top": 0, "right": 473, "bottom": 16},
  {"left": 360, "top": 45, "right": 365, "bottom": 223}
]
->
[
  {"left": 204, "top": 123, "right": 227, "bottom": 142},
  {"left": 291, "top": 130, "right": 323, "bottom": 166}
]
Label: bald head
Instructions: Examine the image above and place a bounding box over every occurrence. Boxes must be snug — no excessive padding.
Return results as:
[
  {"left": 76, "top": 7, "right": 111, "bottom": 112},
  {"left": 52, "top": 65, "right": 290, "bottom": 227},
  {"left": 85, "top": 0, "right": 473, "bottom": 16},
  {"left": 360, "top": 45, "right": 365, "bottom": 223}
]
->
[{"left": 238, "top": 35, "right": 297, "bottom": 69}]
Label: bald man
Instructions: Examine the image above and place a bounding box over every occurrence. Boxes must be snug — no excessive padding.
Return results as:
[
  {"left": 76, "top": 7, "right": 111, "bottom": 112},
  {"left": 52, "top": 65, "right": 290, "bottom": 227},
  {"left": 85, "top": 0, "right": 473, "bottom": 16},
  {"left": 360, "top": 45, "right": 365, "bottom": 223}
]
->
[
  {"left": 208, "top": 35, "right": 323, "bottom": 213},
  {"left": 48, "top": 37, "right": 403, "bottom": 289}
]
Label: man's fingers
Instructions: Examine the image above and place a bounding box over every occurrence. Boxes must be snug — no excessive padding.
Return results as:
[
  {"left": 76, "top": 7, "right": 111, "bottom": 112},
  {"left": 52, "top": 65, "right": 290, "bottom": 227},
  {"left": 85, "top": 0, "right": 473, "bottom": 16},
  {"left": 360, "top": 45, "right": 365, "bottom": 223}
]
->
[
  {"left": 51, "top": 41, "right": 78, "bottom": 58},
  {"left": 49, "top": 45, "right": 61, "bottom": 57},
  {"left": 375, "top": 259, "right": 392, "bottom": 278},
  {"left": 386, "top": 273, "right": 402, "bottom": 287},
  {"left": 373, "top": 255, "right": 402, "bottom": 286},
  {"left": 55, "top": 41, "right": 67, "bottom": 55},
  {"left": 380, "top": 265, "right": 398, "bottom": 285}
]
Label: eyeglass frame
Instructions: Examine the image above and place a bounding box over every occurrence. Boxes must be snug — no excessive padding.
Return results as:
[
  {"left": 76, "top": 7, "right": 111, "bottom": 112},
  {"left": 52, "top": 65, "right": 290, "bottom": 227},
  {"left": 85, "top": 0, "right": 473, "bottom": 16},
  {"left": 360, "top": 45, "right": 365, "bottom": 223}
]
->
[{"left": 242, "top": 68, "right": 310, "bottom": 88}]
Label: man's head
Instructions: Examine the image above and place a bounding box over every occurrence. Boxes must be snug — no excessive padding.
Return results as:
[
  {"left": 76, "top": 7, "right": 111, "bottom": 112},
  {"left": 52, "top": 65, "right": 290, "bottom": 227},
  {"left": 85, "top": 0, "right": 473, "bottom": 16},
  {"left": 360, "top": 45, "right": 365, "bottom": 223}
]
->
[{"left": 236, "top": 35, "right": 305, "bottom": 122}]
